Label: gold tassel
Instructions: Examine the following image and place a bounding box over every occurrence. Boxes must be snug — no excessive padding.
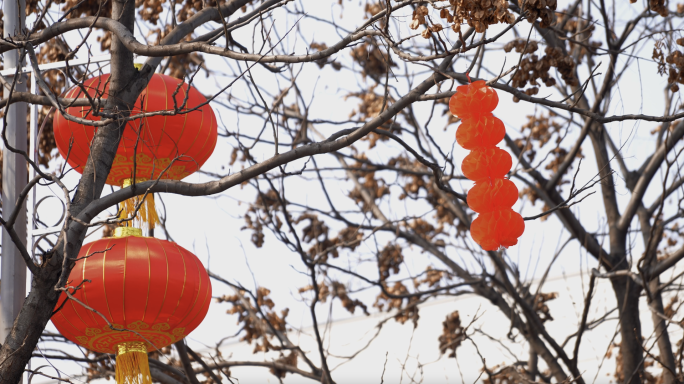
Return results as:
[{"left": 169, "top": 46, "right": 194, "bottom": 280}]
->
[
  {"left": 115, "top": 342, "right": 152, "bottom": 384},
  {"left": 119, "top": 178, "right": 160, "bottom": 231}
]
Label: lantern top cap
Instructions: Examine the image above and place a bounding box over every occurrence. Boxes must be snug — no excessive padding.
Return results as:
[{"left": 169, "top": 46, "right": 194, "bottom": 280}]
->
[{"left": 113, "top": 227, "right": 143, "bottom": 238}]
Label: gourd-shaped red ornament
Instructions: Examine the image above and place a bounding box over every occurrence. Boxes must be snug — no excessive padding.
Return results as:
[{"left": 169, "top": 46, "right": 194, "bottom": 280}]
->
[
  {"left": 51, "top": 227, "right": 212, "bottom": 384},
  {"left": 53, "top": 73, "right": 218, "bottom": 229},
  {"left": 450, "top": 80, "right": 524, "bottom": 250}
]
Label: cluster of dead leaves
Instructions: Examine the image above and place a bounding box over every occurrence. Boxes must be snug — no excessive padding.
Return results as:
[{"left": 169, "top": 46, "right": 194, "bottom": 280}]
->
[
  {"left": 378, "top": 243, "right": 403, "bottom": 281},
  {"left": 327, "top": 281, "right": 369, "bottom": 315},
  {"left": 534, "top": 291, "right": 558, "bottom": 322},
  {"left": 654, "top": 38, "right": 684, "bottom": 92},
  {"left": 295, "top": 214, "right": 364, "bottom": 262},
  {"left": 243, "top": 189, "right": 365, "bottom": 262},
  {"left": 514, "top": 112, "right": 564, "bottom": 164},
  {"left": 409, "top": 0, "right": 555, "bottom": 37},
  {"left": 347, "top": 86, "right": 397, "bottom": 127},
  {"left": 374, "top": 281, "right": 421, "bottom": 326},
  {"left": 408, "top": 217, "right": 443, "bottom": 242},
  {"left": 638, "top": 0, "right": 669, "bottom": 17},
  {"left": 135, "top": 0, "right": 165, "bottom": 25},
  {"left": 387, "top": 155, "right": 463, "bottom": 233},
  {"left": 216, "top": 286, "right": 289, "bottom": 354},
  {"left": 505, "top": 40, "right": 578, "bottom": 98},
  {"left": 437, "top": 311, "right": 465, "bottom": 357},
  {"left": 414, "top": 267, "right": 447, "bottom": 288},
  {"left": 295, "top": 213, "right": 334, "bottom": 259},
  {"left": 388, "top": 156, "right": 429, "bottom": 200},
  {"left": 410, "top": 5, "right": 447, "bottom": 38},
  {"left": 373, "top": 266, "right": 453, "bottom": 327},
  {"left": 522, "top": 0, "right": 556, "bottom": 28},
  {"left": 347, "top": 155, "right": 391, "bottom": 210},
  {"left": 350, "top": 41, "right": 395, "bottom": 82},
  {"left": 411, "top": 1, "right": 514, "bottom": 36},
  {"left": 299, "top": 280, "right": 369, "bottom": 315},
  {"left": 242, "top": 189, "right": 281, "bottom": 248},
  {"left": 347, "top": 86, "right": 401, "bottom": 146},
  {"left": 348, "top": 169, "right": 389, "bottom": 209}
]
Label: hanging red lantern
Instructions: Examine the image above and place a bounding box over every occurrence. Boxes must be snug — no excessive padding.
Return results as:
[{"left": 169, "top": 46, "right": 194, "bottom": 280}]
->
[
  {"left": 450, "top": 80, "right": 524, "bottom": 250},
  {"left": 467, "top": 179, "right": 518, "bottom": 213},
  {"left": 455, "top": 114, "right": 505, "bottom": 149},
  {"left": 470, "top": 209, "right": 525, "bottom": 250},
  {"left": 461, "top": 147, "right": 512, "bottom": 181},
  {"left": 449, "top": 80, "right": 499, "bottom": 119},
  {"left": 53, "top": 73, "right": 218, "bottom": 229},
  {"left": 51, "top": 228, "right": 212, "bottom": 384}
]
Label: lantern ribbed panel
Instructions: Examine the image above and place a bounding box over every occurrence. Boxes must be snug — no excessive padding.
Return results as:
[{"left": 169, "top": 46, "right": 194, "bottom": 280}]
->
[
  {"left": 53, "top": 74, "right": 218, "bottom": 186},
  {"left": 51, "top": 236, "right": 212, "bottom": 353},
  {"left": 450, "top": 80, "right": 525, "bottom": 250}
]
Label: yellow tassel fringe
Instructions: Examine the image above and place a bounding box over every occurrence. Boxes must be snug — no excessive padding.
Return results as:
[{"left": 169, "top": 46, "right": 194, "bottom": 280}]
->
[
  {"left": 115, "top": 342, "right": 152, "bottom": 384},
  {"left": 119, "top": 178, "right": 160, "bottom": 231}
]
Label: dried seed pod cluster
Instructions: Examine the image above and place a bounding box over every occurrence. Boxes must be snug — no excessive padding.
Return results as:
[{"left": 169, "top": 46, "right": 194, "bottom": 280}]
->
[
  {"left": 661, "top": 38, "right": 684, "bottom": 92},
  {"left": 503, "top": 40, "right": 578, "bottom": 99},
  {"left": 449, "top": 80, "right": 525, "bottom": 250}
]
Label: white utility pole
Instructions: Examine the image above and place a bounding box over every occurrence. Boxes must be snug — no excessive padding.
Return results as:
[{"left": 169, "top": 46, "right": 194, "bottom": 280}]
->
[{"left": 1, "top": 0, "right": 28, "bottom": 342}]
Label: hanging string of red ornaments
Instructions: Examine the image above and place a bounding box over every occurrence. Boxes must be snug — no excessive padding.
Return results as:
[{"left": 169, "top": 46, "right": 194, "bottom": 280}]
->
[{"left": 449, "top": 79, "right": 525, "bottom": 251}]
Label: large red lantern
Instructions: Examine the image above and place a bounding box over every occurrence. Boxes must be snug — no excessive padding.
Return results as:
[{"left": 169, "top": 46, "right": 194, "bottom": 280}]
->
[
  {"left": 51, "top": 228, "right": 212, "bottom": 384},
  {"left": 54, "top": 73, "right": 218, "bottom": 185},
  {"left": 53, "top": 73, "right": 218, "bottom": 229},
  {"left": 450, "top": 80, "right": 525, "bottom": 250}
]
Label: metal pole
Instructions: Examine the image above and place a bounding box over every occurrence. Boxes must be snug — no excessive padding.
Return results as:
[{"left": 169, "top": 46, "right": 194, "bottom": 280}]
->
[
  {"left": 26, "top": 71, "right": 37, "bottom": 271},
  {"left": 1, "top": 0, "right": 28, "bottom": 344}
]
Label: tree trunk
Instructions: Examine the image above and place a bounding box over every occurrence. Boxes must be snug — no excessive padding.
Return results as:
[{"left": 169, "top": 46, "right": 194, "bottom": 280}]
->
[
  {"left": 649, "top": 278, "right": 677, "bottom": 384},
  {"left": 611, "top": 276, "right": 644, "bottom": 384}
]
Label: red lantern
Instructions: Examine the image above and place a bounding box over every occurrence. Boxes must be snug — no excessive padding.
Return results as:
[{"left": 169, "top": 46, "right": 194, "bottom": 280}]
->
[
  {"left": 51, "top": 228, "right": 212, "bottom": 384},
  {"left": 467, "top": 179, "right": 518, "bottom": 213},
  {"left": 449, "top": 80, "right": 499, "bottom": 119},
  {"left": 461, "top": 147, "right": 512, "bottom": 182},
  {"left": 53, "top": 73, "right": 218, "bottom": 229},
  {"left": 456, "top": 114, "right": 505, "bottom": 149},
  {"left": 53, "top": 73, "right": 218, "bottom": 185},
  {"left": 470, "top": 209, "right": 525, "bottom": 250},
  {"left": 450, "top": 80, "right": 524, "bottom": 250}
]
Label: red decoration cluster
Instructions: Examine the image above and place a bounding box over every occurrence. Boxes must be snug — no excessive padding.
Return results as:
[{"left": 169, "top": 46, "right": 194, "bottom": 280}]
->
[{"left": 449, "top": 80, "right": 525, "bottom": 250}]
